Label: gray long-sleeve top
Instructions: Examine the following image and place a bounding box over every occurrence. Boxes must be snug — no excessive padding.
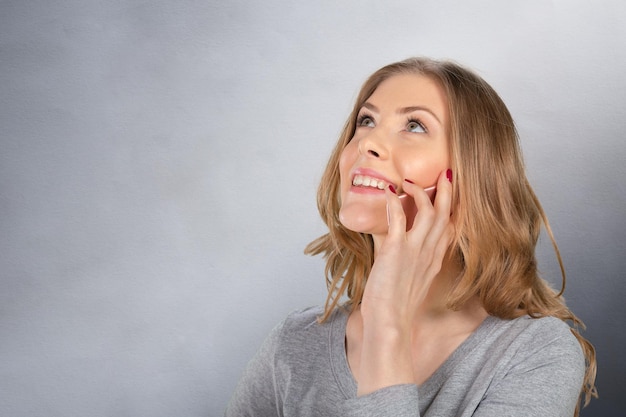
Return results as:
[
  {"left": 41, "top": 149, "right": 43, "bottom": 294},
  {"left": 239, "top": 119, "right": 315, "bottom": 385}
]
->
[{"left": 225, "top": 306, "right": 585, "bottom": 416}]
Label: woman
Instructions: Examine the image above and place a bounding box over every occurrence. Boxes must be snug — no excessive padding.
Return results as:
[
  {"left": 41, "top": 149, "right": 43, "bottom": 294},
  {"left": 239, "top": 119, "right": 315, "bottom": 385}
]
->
[{"left": 225, "top": 57, "right": 597, "bottom": 416}]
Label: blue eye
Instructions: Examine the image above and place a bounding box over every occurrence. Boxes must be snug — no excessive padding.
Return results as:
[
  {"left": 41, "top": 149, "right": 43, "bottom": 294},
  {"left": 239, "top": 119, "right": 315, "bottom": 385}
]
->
[
  {"left": 357, "top": 114, "right": 375, "bottom": 127},
  {"left": 407, "top": 119, "right": 426, "bottom": 133}
]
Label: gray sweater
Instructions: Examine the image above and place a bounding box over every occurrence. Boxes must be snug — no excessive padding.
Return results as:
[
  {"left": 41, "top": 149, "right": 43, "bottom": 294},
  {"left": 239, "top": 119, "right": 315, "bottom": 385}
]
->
[{"left": 225, "top": 306, "right": 585, "bottom": 416}]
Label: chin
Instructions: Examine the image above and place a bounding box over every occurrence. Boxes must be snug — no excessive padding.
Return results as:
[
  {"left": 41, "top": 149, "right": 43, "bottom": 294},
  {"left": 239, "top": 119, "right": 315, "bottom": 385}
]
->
[{"left": 338, "top": 209, "right": 387, "bottom": 235}]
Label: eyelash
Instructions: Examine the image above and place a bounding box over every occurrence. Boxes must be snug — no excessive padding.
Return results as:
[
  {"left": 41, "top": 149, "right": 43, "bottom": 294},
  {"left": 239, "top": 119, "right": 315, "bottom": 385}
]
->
[
  {"left": 356, "top": 112, "right": 374, "bottom": 126},
  {"left": 356, "top": 113, "right": 428, "bottom": 133},
  {"left": 406, "top": 117, "right": 427, "bottom": 133}
]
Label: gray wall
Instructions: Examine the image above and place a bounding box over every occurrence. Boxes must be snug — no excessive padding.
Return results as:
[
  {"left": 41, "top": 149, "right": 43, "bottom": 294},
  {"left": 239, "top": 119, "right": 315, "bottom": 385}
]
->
[{"left": 1, "top": 1, "right": 624, "bottom": 416}]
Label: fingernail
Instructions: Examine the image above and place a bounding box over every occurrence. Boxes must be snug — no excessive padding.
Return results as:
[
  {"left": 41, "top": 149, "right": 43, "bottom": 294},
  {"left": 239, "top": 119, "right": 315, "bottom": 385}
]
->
[
  {"left": 389, "top": 184, "right": 397, "bottom": 194},
  {"left": 404, "top": 178, "right": 415, "bottom": 184},
  {"left": 446, "top": 169, "right": 453, "bottom": 183}
]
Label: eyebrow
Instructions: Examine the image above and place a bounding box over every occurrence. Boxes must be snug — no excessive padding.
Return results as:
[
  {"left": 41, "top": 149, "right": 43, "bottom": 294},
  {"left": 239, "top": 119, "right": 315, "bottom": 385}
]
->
[{"left": 362, "top": 102, "right": 442, "bottom": 125}]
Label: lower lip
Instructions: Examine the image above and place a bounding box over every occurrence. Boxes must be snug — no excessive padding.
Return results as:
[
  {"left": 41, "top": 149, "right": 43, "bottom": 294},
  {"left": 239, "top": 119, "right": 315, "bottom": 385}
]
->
[{"left": 349, "top": 185, "right": 386, "bottom": 194}]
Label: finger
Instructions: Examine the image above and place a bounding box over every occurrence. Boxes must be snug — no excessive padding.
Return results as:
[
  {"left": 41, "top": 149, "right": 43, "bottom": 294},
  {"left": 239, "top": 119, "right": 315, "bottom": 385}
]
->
[
  {"left": 404, "top": 170, "right": 452, "bottom": 246},
  {"left": 432, "top": 169, "right": 453, "bottom": 215},
  {"left": 398, "top": 193, "right": 418, "bottom": 230},
  {"left": 401, "top": 179, "right": 436, "bottom": 212},
  {"left": 401, "top": 179, "right": 437, "bottom": 241},
  {"left": 418, "top": 170, "right": 454, "bottom": 250},
  {"left": 385, "top": 185, "right": 407, "bottom": 237},
  {"left": 428, "top": 222, "right": 455, "bottom": 275}
]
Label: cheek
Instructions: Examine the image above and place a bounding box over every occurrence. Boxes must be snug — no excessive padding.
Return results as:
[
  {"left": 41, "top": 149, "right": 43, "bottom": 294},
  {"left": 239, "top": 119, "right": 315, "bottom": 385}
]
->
[
  {"left": 399, "top": 147, "right": 449, "bottom": 185},
  {"left": 339, "top": 141, "right": 358, "bottom": 182},
  {"left": 406, "top": 159, "right": 439, "bottom": 174}
]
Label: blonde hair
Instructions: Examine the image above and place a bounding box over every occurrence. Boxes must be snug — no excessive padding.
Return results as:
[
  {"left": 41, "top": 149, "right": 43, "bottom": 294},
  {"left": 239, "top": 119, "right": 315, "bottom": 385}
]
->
[{"left": 305, "top": 57, "right": 597, "bottom": 414}]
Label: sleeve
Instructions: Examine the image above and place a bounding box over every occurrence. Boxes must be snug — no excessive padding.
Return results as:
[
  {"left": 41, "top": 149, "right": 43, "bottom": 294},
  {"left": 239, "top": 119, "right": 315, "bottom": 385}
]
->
[
  {"left": 224, "top": 321, "right": 284, "bottom": 417},
  {"left": 473, "top": 327, "right": 585, "bottom": 417}
]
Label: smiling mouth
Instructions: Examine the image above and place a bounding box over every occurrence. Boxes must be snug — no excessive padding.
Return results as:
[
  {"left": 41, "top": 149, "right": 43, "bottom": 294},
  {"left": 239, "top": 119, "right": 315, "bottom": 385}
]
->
[{"left": 352, "top": 174, "right": 388, "bottom": 190}]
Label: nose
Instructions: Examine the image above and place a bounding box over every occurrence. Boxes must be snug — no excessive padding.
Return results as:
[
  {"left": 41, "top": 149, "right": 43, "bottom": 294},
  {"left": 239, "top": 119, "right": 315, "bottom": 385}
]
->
[{"left": 358, "top": 129, "right": 389, "bottom": 159}]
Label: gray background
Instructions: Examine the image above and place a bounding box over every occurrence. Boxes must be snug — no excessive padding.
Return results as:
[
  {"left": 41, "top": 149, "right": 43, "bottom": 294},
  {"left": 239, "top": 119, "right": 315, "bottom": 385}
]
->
[{"left": 1, "top": 1, "right": 624, "bottom": 416}]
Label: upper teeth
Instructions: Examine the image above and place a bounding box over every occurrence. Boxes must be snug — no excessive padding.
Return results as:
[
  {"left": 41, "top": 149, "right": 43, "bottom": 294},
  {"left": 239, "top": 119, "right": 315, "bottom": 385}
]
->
[{"left": 352, "top": 175, "right": 387, "bottom": 189}]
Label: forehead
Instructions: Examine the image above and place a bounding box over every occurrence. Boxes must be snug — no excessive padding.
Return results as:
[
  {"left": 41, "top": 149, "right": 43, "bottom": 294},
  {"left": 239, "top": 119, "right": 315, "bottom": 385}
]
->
[{"left": 365, "top": 73, "right": 448, "bottom": 121}]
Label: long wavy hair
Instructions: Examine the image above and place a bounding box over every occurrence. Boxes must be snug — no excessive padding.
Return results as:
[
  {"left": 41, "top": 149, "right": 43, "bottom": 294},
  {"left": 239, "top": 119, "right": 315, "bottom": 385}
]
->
[{"left": 304, "top": 57, "right": 596, "bottom": 414}]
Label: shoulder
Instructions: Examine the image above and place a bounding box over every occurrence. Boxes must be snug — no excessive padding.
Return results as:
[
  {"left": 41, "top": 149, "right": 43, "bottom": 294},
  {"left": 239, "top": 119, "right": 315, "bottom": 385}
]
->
[
  {"left": 271, "top": 306, "right": 346, "bottom": 353},
  {"left": 280, "top": 305, "right": 348, "bottom": 331},
  {"left": 488, "top": 314, "right": 585, "bottom": 376},
  {"left": 281, "top": 305, "right": 326, "bottom": 328},
  {"left": 466, "top": 316, "right": 586, "bottom": 416},
  {"left": 498, "top": 315, "right": 582, "bottom": 353}
]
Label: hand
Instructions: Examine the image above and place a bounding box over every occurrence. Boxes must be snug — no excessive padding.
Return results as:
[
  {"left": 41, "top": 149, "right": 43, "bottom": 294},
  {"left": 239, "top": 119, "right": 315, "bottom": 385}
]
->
[{"left": 356, "top": 169, "right": 454, "bottom": 395}]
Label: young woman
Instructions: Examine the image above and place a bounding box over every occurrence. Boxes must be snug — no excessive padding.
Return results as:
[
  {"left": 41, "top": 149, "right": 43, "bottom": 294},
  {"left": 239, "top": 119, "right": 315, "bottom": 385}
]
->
[{"left": 225, "top": 57, "right": 597, "bottom": 416}]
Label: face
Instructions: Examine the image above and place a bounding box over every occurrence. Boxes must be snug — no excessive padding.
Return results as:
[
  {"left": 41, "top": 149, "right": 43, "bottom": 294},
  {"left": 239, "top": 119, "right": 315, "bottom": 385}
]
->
[{"left": 338, "top": 73, "right": 450, "bottom": 236}]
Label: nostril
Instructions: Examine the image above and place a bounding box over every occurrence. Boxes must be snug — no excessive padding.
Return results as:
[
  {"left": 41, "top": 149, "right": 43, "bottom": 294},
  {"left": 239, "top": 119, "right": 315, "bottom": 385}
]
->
[{"left": 368, "top": 150, "right": 380, "bottom": 157}]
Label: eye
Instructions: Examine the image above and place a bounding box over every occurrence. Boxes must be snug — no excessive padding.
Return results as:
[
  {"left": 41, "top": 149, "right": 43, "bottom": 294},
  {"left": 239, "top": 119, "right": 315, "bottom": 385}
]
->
[
  {"left": 407, "top": 118, "right": 426, "bottom": 133},
  {"left": 357, "top": 114, "right": 375, "bottom": 128}
]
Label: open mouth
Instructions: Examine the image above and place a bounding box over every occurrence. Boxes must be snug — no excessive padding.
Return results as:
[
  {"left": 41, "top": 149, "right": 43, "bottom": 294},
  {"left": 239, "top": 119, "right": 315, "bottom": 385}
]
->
[{"left": 352, "top": 174, "right": 388, "bottom": 190}]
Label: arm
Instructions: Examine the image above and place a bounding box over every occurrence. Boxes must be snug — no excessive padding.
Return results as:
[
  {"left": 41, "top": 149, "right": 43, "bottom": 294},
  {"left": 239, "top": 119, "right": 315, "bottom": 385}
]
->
[
  {"left": 357, "top": 171, "right": 454, "bottom": 397},
  {"left": 224, "top": 322, "right": 283, "bottom": 417}
]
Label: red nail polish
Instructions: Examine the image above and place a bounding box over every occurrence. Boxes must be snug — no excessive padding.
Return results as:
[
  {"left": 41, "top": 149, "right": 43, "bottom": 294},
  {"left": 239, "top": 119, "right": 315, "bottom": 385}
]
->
[
  {"left": 389, "top": 184, "right": 397, "bottom": 194},
  {"left": 404, "top": 178, "right": 415, "bottom": 184},
  {"left": 446, "top": 169, "right": 453, "bottom": 183}
]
